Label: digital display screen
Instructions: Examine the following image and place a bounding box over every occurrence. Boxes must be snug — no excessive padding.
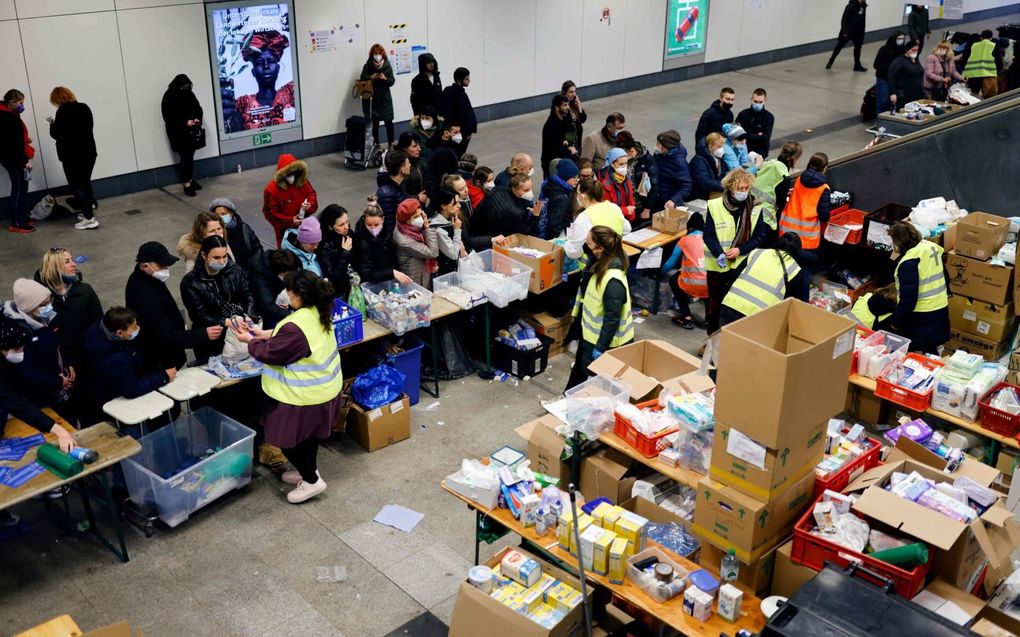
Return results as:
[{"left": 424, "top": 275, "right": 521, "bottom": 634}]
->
[{"left": 665, "top": 0, "right": 709, "bottom": 60}]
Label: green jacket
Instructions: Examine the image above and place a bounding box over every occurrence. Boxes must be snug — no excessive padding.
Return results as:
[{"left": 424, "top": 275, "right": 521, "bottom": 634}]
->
[{"left": 360, "top": 59, "right": 396, "bottom": 121}]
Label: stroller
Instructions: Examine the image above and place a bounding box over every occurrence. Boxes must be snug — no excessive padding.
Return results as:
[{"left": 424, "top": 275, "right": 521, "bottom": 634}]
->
[{"left": 344, "top": 80, "right": 383, "bottom": 171}]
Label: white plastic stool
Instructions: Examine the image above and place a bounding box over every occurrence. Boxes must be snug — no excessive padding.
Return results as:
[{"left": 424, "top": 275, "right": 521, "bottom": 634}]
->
[{"left": 103, "top": 390, "right": 175, "bottom": 436}]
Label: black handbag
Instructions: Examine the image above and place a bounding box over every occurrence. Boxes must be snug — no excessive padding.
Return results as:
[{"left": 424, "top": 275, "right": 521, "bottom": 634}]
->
[{"left": 191, "top": 126, "right": 206, "bottom": 150}]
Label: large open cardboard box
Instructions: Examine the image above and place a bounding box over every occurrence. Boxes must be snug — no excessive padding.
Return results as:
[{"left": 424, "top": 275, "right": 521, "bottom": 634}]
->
[
  {"left": 947, "top": 251, "right": 1014, "bottom": 306},
  {"left": 515, "top": 415, "right": 571, "bottom": 482},
  {"left": 495, "top": 234, "right": 564, "bottom": 294},
  {"left": 587, "top": 339, "right": 713, "bottom": 403},
  {"left": 954, "top": 212, "right": 1009, "bottom": 261},
  {"left": 348, "top": 394, "right": 410, "bottom": 452},
  {"left": 579, "top": 448, "right": 649, "bottom": 504},
  {"left": 710, "top": 421, "right": 826, "bottom": 503}
]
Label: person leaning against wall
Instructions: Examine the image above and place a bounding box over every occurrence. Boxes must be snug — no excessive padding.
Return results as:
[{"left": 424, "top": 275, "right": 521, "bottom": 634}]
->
[
  {"left": 0, "top": 88, "right": 35, "bottom": 233},
  {"left": 161, "top": 74, "right": 204, "bottom": 198},
  {"left": 47, "top": 87, "right": 98, "bottom": 230}
]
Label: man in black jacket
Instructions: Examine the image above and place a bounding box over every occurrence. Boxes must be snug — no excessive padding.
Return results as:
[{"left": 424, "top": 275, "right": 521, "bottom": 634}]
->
[
  {"left": 873, "top": 32, "right": 907, "bottom": 114},
  {"left": 735, "top": 89, "right": 774, "bottom": 158},
  {"left": 827, "top": 0, "right": 868, "bottom": 71},
  {"left": 248, "top": 249, "right": 300, "bottom": 329},
  {"left": 410, "top": 52, "right": 442, "bottom": 115},
  {"left": 471, "top": 173, "right": 544, "bottom": 239},
  {"left": 375, "top": 150, "right": 410, "bottom": 236},
  {"left": 694, "top": 88, "right": 735, "bottom": 144},
  {"left": 440, "top": 67, "right": 476, "bottom": 155},
  {"left": 125, "top": 241, "right": 221, "bottom": 370}
]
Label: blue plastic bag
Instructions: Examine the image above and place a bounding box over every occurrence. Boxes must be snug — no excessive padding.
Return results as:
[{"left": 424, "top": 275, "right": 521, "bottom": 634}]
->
[{"left": 352, "top": 364, "right": 407, "bottom": 410}]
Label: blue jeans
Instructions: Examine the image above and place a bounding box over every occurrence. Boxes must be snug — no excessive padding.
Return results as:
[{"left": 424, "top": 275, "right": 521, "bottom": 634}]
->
[
  {"left": 4, "top": 163, "right": 28, "bottom": 227},
  {"left": 875, "top": 79, "right": 891, "bottom": 117}
]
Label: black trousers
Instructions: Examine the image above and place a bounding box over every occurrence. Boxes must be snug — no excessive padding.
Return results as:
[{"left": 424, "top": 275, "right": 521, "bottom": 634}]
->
[
  {"left": 178, "top": 147, "right": 195, "bottom": 183},
  {"left": 4, "top": 163, "right": 28, "bottom": 227},
  {"left": 282, "top": 437, "right": 321, "bottom": 483},
  {"left": 372, "top": 119, "right": 395, "bottom": 145},
  {"left": 719, "top": 306, "right": 745, "bottom": 329},
  {"left": 667, "top": 274, "right": 692, "bottom": 319},
  {"left": 705, "top": 270, "right": 739, "bottom": 335},
  {"left": 829, "top": 34, "right": 863, "bottom": 66},
  {"left": 63, "top": 156, "right": 96, "bottom": 219}
]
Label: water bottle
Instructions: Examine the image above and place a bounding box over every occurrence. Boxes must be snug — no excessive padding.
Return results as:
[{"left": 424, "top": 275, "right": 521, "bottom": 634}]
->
[
  {"left": 68, "top": 447, "right": 98, "bottom": 464},
  {"left": 721, "top": 548, "right": 740, "bottom": 582}
]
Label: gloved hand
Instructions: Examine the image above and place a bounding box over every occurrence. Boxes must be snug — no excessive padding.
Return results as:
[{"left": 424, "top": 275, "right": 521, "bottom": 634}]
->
[{"left": 592, "top": 348, "right": 603, "bottom": 360}]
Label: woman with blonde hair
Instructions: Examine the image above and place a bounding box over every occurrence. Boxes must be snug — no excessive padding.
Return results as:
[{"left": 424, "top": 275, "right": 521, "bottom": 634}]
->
[
  {"left": 34, "top": 247, "right": 102, "bottom": 369},
  {"left": 923, "top": 40, "right": 964, "bottom": 99},
  {"left": 178, "top": 211, "right": 231, "bottom": 273},
  {"left": 48, "top": 86, "right": 98, "bottom": 229}
]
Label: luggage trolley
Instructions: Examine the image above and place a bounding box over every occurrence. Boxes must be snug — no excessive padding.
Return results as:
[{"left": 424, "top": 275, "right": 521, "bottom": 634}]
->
[{"left": 345, "top": 80, "right": 383, "bottom": 170}]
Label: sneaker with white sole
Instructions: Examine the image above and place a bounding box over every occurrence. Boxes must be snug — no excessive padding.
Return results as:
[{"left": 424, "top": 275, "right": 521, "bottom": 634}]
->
[
  {"left": 74, "top": 218, "right": 99, "bottom": 230},
  {"left": 286, "top": 477, "right": 327, "bottom": 503},
  {"left": 281, "top": 469, "right": 320, "bottom": 486}
]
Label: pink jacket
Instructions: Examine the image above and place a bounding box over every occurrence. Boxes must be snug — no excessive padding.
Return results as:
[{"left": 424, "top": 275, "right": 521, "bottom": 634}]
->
[{"left": 923, "top": 54, "right": 963, "bottom": 95}]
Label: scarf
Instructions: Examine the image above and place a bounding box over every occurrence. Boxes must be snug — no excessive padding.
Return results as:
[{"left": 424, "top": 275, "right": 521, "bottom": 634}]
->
[
  {"left": 725, "top": 193, "right": 753, "bottom": 247},
  {"left": 396, "top": 222, "right": 438, "bottom": 274}
]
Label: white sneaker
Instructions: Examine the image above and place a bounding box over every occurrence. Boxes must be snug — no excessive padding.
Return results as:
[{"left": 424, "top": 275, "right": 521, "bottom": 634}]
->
[
  {"left": 281, "top": 469, "right": 320, "bottom": 485},
  {"left": 77, "top": 212, "right": 85, "bottom": 221},
  {"left": 286, "top": 477, "right": 327, "bottom": 503},
  {"left": 74, "top": 218, "right": 99, "bottom": 230}
]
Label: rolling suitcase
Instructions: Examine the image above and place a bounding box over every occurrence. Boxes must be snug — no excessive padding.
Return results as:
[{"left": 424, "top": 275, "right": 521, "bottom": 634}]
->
[{"left": 344, "top": 115, "right": 375, "bottom": 170}]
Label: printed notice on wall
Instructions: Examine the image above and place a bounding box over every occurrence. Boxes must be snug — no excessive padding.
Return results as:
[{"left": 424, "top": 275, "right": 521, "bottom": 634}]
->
[
  {"left": 940, "top": 0, "right": 964, "bottom": 20},
  {"left": 309, "top": 29, "right": 336, "bottom": 53}
]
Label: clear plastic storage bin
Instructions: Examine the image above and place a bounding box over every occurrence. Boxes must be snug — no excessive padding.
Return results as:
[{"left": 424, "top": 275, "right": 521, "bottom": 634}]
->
[
  {"left": 561, "top": 375, "right": 631, "bottom": 438},
  {"left": 457, "top": 249, "right": 532, "bottom": 308},
  {"left": 857, "top": 330, "right": 911, "bottom": 379},
  {"left": 361, "top": 280, "right": 432, "bottom": 335},
  {"left": 121, "top": 407, "right": 255, "bottom": 528},
  {"left": 432, "top": 272, "right": 486, "bottom": 309}
]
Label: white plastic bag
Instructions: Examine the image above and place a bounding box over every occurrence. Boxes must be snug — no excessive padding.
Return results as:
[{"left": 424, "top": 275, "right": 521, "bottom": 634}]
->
[{"left": 30, "top": 194, "right": 55, "bottom": 221}]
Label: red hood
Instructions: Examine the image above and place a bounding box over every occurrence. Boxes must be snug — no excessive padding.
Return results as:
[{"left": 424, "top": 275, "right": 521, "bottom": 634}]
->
[{"left": 276, "top": 153, "right": 297, "bottom": 171}]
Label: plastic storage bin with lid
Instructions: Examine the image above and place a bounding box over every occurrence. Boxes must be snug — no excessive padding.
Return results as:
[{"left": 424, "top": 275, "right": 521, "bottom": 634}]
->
[
  {"left": 121, "top": 407, "right": 255, "bottom": 528},
  {"left": 432, "top": 272, "right": 486, "bottom": 309},
  {"left": 457, "top": 249, "right": 531, "bottom": 308},
  {"left": 361, "top": 280, "right": 432, "bottom": 335},
  {"left": 857, "top": 330, "right": 910, "bottom": 380}
]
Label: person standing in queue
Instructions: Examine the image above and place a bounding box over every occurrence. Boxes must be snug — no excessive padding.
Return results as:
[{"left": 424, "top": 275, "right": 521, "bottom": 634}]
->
[
  {"left": 887, "top": 222, "right": 949, "bottom": 354},
  {"left": 360, "top": 44, "right": 396, "bottom": 148},
  {"left": 160, "top": 75, "right": 203, "bottom": 198},
  {"left": 778, "top": 152, "right": 831, "bottom": 271},
  {"left": 565, "top": 226, "right": 634, "bottom": 391},
  {"left": 703, "top": 169, "right": 770, "bottom": 334},
  {"left": 0, "top": 88, "right": 35, "bottom": 233},
  {"left": 234, "top": 271, "right": 343, "bottom": 504},
  {"left": 720, "top": 233, "right": 809, "bottom": 327}
]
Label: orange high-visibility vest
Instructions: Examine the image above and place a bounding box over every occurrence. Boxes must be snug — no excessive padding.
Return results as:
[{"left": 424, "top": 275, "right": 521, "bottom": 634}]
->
[
  {"left": 676, "top": 234, "right": 708, "bottom": 298},
  {"left": 779, "top": 177, "right": 829, "bottom": 250}
]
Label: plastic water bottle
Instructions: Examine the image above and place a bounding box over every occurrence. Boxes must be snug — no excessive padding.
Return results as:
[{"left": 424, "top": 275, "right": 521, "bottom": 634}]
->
[
  {"left": 721, "top": 548, "right": 740, "bottom": 582},
  {"left": 68, "top": 447, "right": 98, "bottom": 464}
]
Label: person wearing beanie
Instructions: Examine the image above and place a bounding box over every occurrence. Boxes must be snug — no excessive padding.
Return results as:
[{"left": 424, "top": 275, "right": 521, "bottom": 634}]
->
[
  {"left": 648, "top": 129, "right": 693, "bottom": 215},
  {"left": 735, "top": 88, "right": 775, "bottom": 159},
  {"left": 5, "top": 278, "right": 55, "bottom": 332},
  {"left": 541, "top": 95, "right": 579, "bottom": 179},
  {"left": 541, "top": 158, "right": 580, "bottom": 239},
  {"left": 612, "top": 130, "right": 655, "bottom": 221},
  {"left": 281, "top": 216, "right": 323, "bottom": 277},
  {"left": 393, "top": 198, "right": 439, "bottom": 288},
  {"left": 600, "top": 147, "right": 636, "bottom": 222},
  {"left": 211, "top": 197, "right": 264, "bottom": 271},
  {"left": 721, "top": 123, "right": 762, "bottom": 175},
  {"left": 180, "top": 235, "right": 255, "bottom": 362}
]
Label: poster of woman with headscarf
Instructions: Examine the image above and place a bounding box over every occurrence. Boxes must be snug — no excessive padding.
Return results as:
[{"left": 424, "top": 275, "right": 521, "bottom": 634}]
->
[{"left": 208, "top": 2, "right": 301, "bottom": 137}]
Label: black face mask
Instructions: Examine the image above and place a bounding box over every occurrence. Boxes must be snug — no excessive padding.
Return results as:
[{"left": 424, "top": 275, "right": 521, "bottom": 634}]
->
[{"left": 721, "top": 102, "right": 733, "bottom": 111}]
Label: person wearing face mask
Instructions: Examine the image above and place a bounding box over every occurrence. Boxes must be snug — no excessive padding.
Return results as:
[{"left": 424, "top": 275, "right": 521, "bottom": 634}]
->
[
  {"left": 721, "top": 124, "right": 762, "bottom": 175},
  {"left": 468, "top": 166, "right": 494, "bottom": 210},
  {"left": 360, "top": 44, "right": 396, "bottom": 147},
  {"left": 429, "top": 189, "right": 466, "bottom": 274},
  {"left": 381, "top": 133, "right": 426, "bottom": 200},
  {"left": 316, "top": 204, "right": 354, "bottom": 297},
  {"left": 778, "top": 152, "right": 831, "bottom": 269},
  {"left": 647, "top": 130, "right": 692, "bottom": 217},
  {"left": 353, "top": 197, "right": 413, "bottom": 285},
  {"left": 82, "top": 306, "right": 176, "bottom": 427},
  {"left": 494, "top": 153, "right": 535, "bottom": 189},
  {"left": 541, "top": 95, "right": 579, "bottom": 179},
  {"left": 126, "top": 241, "right": 222, "bottom": 371},
  {"left": 282, "top": 216, "right": 324, "bottom": 277},
  {"left": 581, "top": 112, "right": 625, "bottom": 170},
  {"left": 874, "top": 32, "right": 909, "bottom": 115},
  {"left": 160, "top": 74, "right": 203, "bottom": 198},
  {"left": 564, "top": 179, "right": 631, "bottom": 261},
  {"left": 689, "top": 132, "right": 726, "bottom": 201},
  {"left": 886, "top": 222, "right": 949, "bottom": 354},
  {"left": 826, "top": 0, "right": 868, "bottom": 72},
  {"left": 393, "top": 198, "right": 440, "bottom": 288},
  {"left": 695, "top": 88, "right": 735, "bottom": 144},
  {"left": 180, "top": 235, "right": 256, "bottom": 362},
  {"left": 472, "top": 173, "right": 546, "bottom": 241},
  {"left": 751, "top": 141, "right": 803, "bottom": 232},
  {"left": 411, "top": 105, "right": 438, "bottom": 144},
  {"left": 248, "top": 249, "right": 301, "bottom": 329},
  {"left": 601, "top": 148, "right": 636, "bottom": 223},
  {"left": 612, "top": 131, "right": 655, "bottom": 218},
  {"left": 735, "top": 89, "right": 774, "bottom": 159},
  {"left": 410, "top": 53, "right": 442, "bottom": 116},
  {"left": 440, "top": 67, "right": 477, "bottom": 154},
  {"left": 0, "top": 88, "right": 35, "bottom": 233},
  {"left": 34, "top": 247, "right": 103, "bottom": 371},
  {"left": 178, "top": 211, "right": 230, "bottom": 274},
  {"left": 703, "top": 169, "right": 770, "bottom": 334},
  {"left": 263, "top": 153, "right": 318, "bottom": 247},
  {"left": 210, "top": 197, "right": 263, "bottom": 271},
  {"left": 924, "top": 40, "right": 964, "bottom": 100},
  {"left": 888, "top": 41, "right": 925, "bottom": 110},
  {"left": 540, "top": 159, "right": 580, "bottom": 240}
]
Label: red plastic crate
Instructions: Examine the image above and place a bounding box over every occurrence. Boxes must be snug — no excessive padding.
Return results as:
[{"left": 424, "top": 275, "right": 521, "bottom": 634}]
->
[
  {"left": 827, "top": 208, "right": 868, "bottom": 245},
  {"left": 979, "top": 382, "right": 1020, "bottom": 437},
  {"left": 875, "top": 354, "right": 945, "bottom": 411},
  {"left": 813, "top": 432, "right": 883, "bottom": 500},
  {"left": 791, "top": 495, "right": 931, "bottom": 598},
  {"left": 612, "top": 400, "right": 678, "bottom": 458}
]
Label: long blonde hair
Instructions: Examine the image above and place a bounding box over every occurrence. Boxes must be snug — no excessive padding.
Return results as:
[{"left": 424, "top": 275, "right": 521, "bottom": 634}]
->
[
  {"left": 39, "top": 249, "right": 70, "bottom": 291},
  {"left": 933, "top": 40, "right": 955, "bottom": 62}
]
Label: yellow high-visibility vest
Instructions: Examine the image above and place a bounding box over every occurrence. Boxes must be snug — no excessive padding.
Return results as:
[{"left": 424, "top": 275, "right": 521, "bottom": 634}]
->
[
  {"left": 895, "top": 242, "right": 948, "bottom": 313},
  {"left": 704, "top": 197, "right": 760, "bottom": 273},
  {"left": 580, "top": 268, "right": 634, "bottom": 348},
  {"left": 261, "top": 307, "right": 344, "bottom": 406},
  {"left": 722, "top": 248, "right": 801, "bottom": 317}
]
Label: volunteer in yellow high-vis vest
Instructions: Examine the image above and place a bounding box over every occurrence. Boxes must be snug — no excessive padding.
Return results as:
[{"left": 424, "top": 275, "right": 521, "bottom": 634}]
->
[
  {"left": 233, "top": 270, "right": 344, "bottom": 504},
  {"left": 565, "top": 226, "right": 635, "bottom": 391},
  {"left": 887, "top": 222, "right": 949, "bottom": 354},
  {"left": 850, "top": 284, "right": 897, "bottom": 329},
  {"left": 963, "top": 30, "right": 999, "bottom": 98},
  {"left": 720, "top": 232, "right": 809, "bottom": 327}
]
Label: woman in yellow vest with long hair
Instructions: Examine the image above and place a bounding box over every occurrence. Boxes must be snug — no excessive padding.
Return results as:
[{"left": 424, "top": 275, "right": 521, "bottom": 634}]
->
[
  {"left": 233, "top": 270, "right": 344, "bottom": 504},
  {"left": 887, "top": 222, "right": 949, "bottom": 354},
  {"left": 565, "top": 226, "right": 635, "bottom": 391}
]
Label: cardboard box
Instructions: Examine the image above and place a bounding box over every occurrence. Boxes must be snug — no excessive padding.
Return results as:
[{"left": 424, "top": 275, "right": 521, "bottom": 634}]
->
[
  {"left": 947, "top": 251, "right": 1014, "bottom": 306},
  {"left": 772, "top": 540, "right": 817, "bottom": 598},
  {"left": 913, "top": 579, "right": 987, "bottom": 627},
  {"left": 579, "top": 448, "right": 649, "bottom": 505},
  {"left": 449, "top": 546, "right": 587, "bottom": 637},
  {"left": 699, "top": 540, "right": 778, "bottom": 597},
  {"left": 515, "top": 415, "right": 571, "bottom": 482},
  {"left": 948, "top": 295, "right": 1017, "bottom": 342},
  {"left": 844, "top": 383, "right": 888, "bottom": 425},
  {"left": 710, "top": 421, "right": 826, "bottom": 503},
  {"left": 587, "top": 339, "right": 714, "bottom": 403},
  {"left": 651, "top": 208, "right": 690, "bottom": 234},
  {"left": 692, "top": 470, "right": 815, "bottom": 563},
  {"left": 348, "top": 394, "right": 410, "bottom": 452},
  {"left": 954, "top": 212, "right": 1009, "bottom": 261},
  {"left": 1009, "top": 351, "right": 1020, "bottom": 385},
  {"left": 715, "top": 299, "right": 856, "bottom": 449},
  {"left": 946, "top": 329, "right": 1012, "bottom": 362},
  {"left": 973, "top": 611, "right": 1020, "bottom": 637},
  {"left": 520, "top": 310, "right": 573, "bottom": 346},
  {"left": 80, "top": 623, "right": 146, "bottom": 637},
  {"left": 495, "top": 234, "right": 564, "bottom": 294}
]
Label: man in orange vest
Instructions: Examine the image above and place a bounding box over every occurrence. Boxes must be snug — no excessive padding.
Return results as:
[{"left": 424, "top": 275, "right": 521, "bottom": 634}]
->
[
  {"left": 661, "top": 213, "right": 708, "bottom": 329},
  {"left": 778, "top": 152, "right": 831, "bottom": 268}
]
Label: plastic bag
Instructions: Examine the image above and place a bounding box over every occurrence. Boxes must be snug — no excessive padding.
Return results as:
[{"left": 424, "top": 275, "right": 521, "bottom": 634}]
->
[
  {"left": 352, "top": 363, "right": 406, "bottom": 409},
  {"left": 222, "top": 318, "right": 262, "bottom": 364},
  {"left": 346, "top": 267, "right": 367, "bottom": 317},
  {"left": 30, "top": 194, "right": 55, "bottom": 221}
]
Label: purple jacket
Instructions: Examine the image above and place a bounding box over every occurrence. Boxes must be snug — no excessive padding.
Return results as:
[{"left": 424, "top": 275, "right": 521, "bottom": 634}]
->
[{"left": 923, "top": 53, "right": 963, "bottom": 95}]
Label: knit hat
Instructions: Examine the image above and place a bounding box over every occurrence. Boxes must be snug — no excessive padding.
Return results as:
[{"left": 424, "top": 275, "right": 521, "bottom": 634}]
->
[
  {"left": 296, "top": 216, "right": 321, "bottom": 244},
  {"left": 209, "top": 197, "right": 236, "bottom": 213},
  {"left": 556, "top": 159, "right": 580, "bottom": 180},
  {"left": 723, "top": 123, "right": 747, "bottom": 140},
  {"left": 396, "top": 198, "right": 422, "bottom": 224},
  {"left": 0, "top": 318, "right": 30, "bottom": 350},
  {"left": 13, "top": 279, "right": 49, "bottom": 313},
  {"left": 604, "top": 147, "right": 628, "bottom": 168},
  {"left": 657, "top": 130, "right": 682, "bottom": 150}
]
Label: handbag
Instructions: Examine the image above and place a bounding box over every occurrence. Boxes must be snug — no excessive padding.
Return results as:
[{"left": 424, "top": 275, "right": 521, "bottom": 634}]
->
[
  {"left": 353, "top": 80, "right": 374, "bottom": 100},
  {"left": 222, "top": 318, "right": 263, "bottom": 364},
  {"left": 191, "top": 126, "right": 206, "bottom": 150}
]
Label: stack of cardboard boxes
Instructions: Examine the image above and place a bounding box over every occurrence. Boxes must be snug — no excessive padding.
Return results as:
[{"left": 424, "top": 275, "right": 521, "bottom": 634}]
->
[
  {"left": 692, "top": 300, "right": 857, "bottom": 592},
  {"left": 520, "top": 310, "right": 573, "bottom": 358},
  {"left": 945, "top": 212, "right": 1017, "bottom": 361}
]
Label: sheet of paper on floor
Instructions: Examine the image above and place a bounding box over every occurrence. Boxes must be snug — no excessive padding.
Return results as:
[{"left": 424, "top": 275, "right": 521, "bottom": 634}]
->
[{"left": 373, "top": 504, "right": 425, "bottom": 532}]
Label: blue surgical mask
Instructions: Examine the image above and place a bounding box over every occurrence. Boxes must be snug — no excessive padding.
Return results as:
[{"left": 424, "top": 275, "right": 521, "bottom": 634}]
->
[
  {"left": 37, "top": 304, "right": 55, "bottom": 320},
  {"left": 14, "top": 104, "right": 24, "bottom": 114},
  {"left": 61, "top": 273, "right": 77, "bottom": 284},
  {"left": 126, "top": 328, "right": 140, "bottom": 341},
  {"left": 207, "top": 261, "right": 227, "bottom": 272},
  {"left": 752, "top": 103, "right": 764, "bottom": 112},
  {"left": 220, "top": 214, "right": 234, "bottom": 226}
]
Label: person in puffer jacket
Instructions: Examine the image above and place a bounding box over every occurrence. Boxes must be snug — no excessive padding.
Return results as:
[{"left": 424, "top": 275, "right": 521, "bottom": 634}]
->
[{"left": 263, "top": 153, "right": 318, "bottom": 247}]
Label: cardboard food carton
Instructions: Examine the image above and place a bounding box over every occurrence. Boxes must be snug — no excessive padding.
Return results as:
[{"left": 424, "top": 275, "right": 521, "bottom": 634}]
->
[
  {"left": 652, "top": 208, "right": 690, "bottom": 234},
  {"left": 710, "top": 421, "right": 826, "bottom": 503},
  {"left": 771, "top": 540, "right": 818, "bottom": 598},
  {"left": 515, "top": 415, "right": 571, "bottom": 482},
  {"left": 348, "top": 394, "right": 410, "bottom": 452},
  {"left": 954, "top": 212, "right": 1009, "bottom": 261},
  {"left": 579, "top": 448, "right": 649, "bottom": 505},
  {"left": 947, "top": 251, "right": 1014, "bottom": 306},
  {"left": 495, "top": 234, "right": 564, "bottom": 294},
  {"left": 945, "top": 329, "right": 1012, "bottom": 362},
  {"left": 947, "top": 295, "right": 1017, "bottom": 343},
  {"left": 520, "top": 310, "right": 573, "bottom": 347},
  {"left": 587, "top": 339, "right": 714, "bottom": 403}
]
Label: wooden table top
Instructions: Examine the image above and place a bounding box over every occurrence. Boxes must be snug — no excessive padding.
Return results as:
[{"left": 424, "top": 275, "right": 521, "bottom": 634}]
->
[
  {"left": 624, "top": 229, "right": 686, "bottom": 251},
  {"left": 440, "top": 482, "right": 766, "bottom": 635},
  {"left": 14, "top": 615, "right": 82, "bottom": 637},
  {"left": 599, "top": 430, "right": 706, "bottom": 490}
]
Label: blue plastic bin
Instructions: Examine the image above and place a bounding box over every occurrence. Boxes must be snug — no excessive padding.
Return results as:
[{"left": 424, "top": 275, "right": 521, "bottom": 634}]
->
[
  {"left": 332, "top": 298, "right": 364, "bottom": 348},
  {"left": 382, "top": 336, "right": 424, "bottom": 406}
]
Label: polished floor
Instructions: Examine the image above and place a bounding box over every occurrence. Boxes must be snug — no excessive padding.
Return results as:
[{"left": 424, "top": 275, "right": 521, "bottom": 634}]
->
[{"left": 1, "top": 12, "right": 1016, "bottom": 636}]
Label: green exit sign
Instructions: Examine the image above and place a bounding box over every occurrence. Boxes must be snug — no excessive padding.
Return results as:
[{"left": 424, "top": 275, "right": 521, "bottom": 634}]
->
[{"left": 253, "top": 133, "right": 272, "bottom": 146}]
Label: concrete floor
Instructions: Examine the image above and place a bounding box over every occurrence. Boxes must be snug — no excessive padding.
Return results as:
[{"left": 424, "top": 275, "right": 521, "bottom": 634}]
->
[{"left": 1, "top": 13, "right": 1016, "bottom": 636}]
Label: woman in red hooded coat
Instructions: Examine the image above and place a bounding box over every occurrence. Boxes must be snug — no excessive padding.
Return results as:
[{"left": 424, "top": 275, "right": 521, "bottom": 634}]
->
[{"left": 263, "top": 153, "right": 318, "bottom": 247}]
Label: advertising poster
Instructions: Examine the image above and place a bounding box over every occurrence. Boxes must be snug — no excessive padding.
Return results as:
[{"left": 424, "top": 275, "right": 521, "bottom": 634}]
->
[
  {"left": 207, "top": 1, "right": 302, "bottom": 148},
  {"left": 665, "top": 0, "right": 709, "bottom": 59}
]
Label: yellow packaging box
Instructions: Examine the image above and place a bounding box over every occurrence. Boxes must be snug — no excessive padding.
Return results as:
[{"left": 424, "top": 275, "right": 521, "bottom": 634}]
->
[
  {"left": 601, "top": 505, "right": 624, "bottom": 530},
  {"left": 569, "top": 514, "right": 594, "bottom": 556},
  {"left": 608, "top": 537, "right": 631, "bottom": 584},
  {"left": 547, "top": 585, "right": 583, "bottom": 614},
  {"left": 520, "top": 574, "right": 557, "bottom": 612},
  {"left": 557, "top": 510, "right": 593, "bottom": 553},
  {"left": 615, "top": 513, "right": 647, "bottom": 553},
  {"left": 590, "top": 502, "right": 615, "bottom": 528},
  {"left": 528, "top": 603, "right": 567, "bottom": 628}
]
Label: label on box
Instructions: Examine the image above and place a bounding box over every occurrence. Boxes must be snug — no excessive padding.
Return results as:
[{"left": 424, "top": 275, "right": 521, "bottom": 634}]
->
[
  {"left": 833, "top": 330, "right": 854, "bottom": 359},
  {"left": 963, "top": 310, "right": 977, "bottom": 321},
  {"left": 390, "top": 400, "right": 404, "bottom": 413},
  {"left": 368, "top": 408, "right": 383, "bottom": 422},
  {"left": 727, "top": 428, "right": 767, "bottom": 471},
  {"left": 824, "top": 224, "right": 850, "bottom": 245},
  {"left": 977, "top": 321, "right": 991, "bottom": 335}
]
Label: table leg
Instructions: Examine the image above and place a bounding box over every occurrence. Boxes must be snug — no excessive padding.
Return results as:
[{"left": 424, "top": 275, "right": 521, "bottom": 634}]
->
[
  {"left": 78, "top": 471, "right": 130, "bottom": 563},
  {"left": 419, "top": 322, "right": 441, "bottom": 399},
  {"left": 484, "top": 304, "right": 492, "bottom": 373},
  {"left": 987, "top": 439, "right": 1000, "bottom": 467},
  {"left": 475, "top": 508, "right": 482, "bottom": 566},
  {"left": 570, "top": 431, "right": 582, "bottom": 488}
]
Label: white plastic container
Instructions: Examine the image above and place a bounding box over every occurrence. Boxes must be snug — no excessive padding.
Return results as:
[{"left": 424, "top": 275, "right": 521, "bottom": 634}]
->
[
  {"left": 562, "top": 375, "right": 631, "bottom": 438},
  {"left": 432, "top": 272, "right": 486, "bottom": 309},
  {"left": 858, "top": 330, "right": 911, "bottom": 379},
  {"left": 361, "top": 279, "right": 432, "bottom": 335},
  {"left": 458, "top": 249, "right": 532, "bottom": 308}
]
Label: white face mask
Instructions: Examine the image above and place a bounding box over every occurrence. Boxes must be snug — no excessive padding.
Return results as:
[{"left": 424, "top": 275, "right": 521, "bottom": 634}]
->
[
  {"left": 614, "top": 165, "right": 628, "bottom": 176},
  {"left": 285, "top": 175, "right": 296, "bottom": 185},
  {"left": 732, "top": 190, "right": 750, "bottom": 202},
  {"left": 451, "top": 133, "right": 463, "bottom": 144},
  {"left": 152, "top": 268, "right": 171, "bottom": 283},
  {"left": 410, "top": 215, "right": 425, "bottom": 228},
  {"left": 712, "top": 147, "right": 725, "bottom": 159},
  {"left": 368, "top": 225, "right": 383, "bottom": 237},
  {"left": 484, "top": 181, "right": 495, "bottom": 191},
  {"left": 527, "top": 168, "right": 535, "bottom": 177},
  {"left": 520, "top": 190, "right": 535, "bottom": 202},
  {"left": 421, "top": 119, "right": 434, "bottom": 131},
  {"left": 373, "top": 54, "right": 383, "bottom": 63},
  {"left": 4, "top": 351, "right": 24, "bottom": 364},
  {"left": 275, "top": 288, "right": 290, "bottom": 307},
  {"left": 907, "top": 52, "right": 918, "bottom": 60}
]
